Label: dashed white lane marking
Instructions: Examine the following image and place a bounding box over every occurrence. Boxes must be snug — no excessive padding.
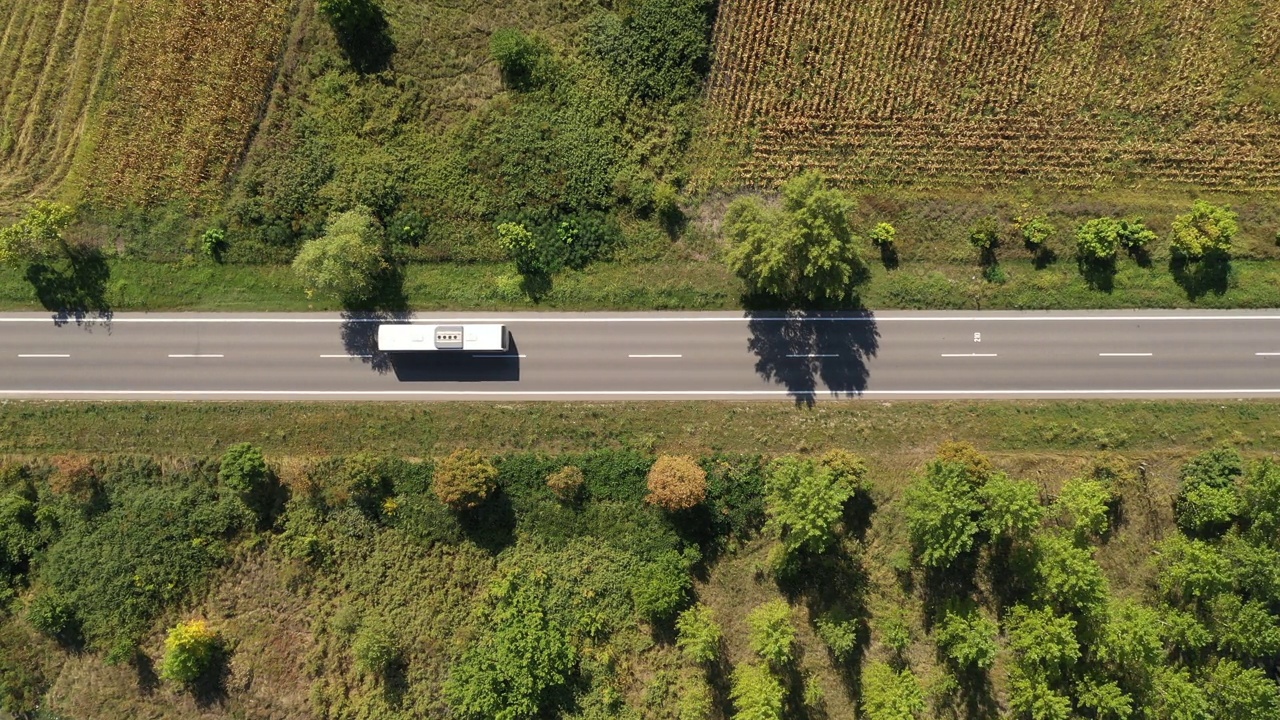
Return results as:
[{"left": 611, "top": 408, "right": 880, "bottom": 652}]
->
[
  {"left": 18, "top": 354, "right": 70, "bottom": 358},
  {"left": 942, "top": 354, "right": 998, "bottom": 358},
  {"left": 786, "top": 354, "right": 839, "bottom": 358},
  {"left": 476, "top": 354, "right": 527, "bottom": 358},
  {"left": 5, "top": 313, "right": 1280, "bottom": 324},
  {"left": 168, "top": 354, "right": 224, "bottom": 358},
  {"left": 1256, "top": 353, "right": 1280, "bottom": 357},
  {"left": 321, "top": 354, "right": 372, "bottom": 359},
  {"left": 1099, "top": 353, "right": 1153, "bottom": 357},
  {"left": 629, "top": 354, "right": 683, "bottom": 358}
]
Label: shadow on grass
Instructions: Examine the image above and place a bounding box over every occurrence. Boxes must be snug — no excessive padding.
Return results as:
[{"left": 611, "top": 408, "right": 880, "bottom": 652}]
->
[
  {"left": 879, "top": 244, "right": 900, "bottom": 270},
  {"left": 332, "top": 2, "right": 396, "bottom": 74},
  {"left": 190, "top": 642, "right": 232, "bottom": 709},
  {"left": 1077, "top": 256, "right": 1116, "bottom": 293},
  {"left": 25, "top": 247, "right": 113, "bottom": 327},
  {"left": 745, "top": 305, "right": 880, "bottom": 407},
  {"left": 1030, "top": 244, "right": 1057, "bottom": 270},
  {"left": 1170, "top": 253, "right": 1230, "bottom": 301}
]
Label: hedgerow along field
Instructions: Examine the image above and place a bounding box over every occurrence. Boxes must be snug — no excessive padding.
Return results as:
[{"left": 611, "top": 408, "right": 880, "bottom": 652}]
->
[{"left": 703, "top": 0, "right": 1280, "bottom": 190}]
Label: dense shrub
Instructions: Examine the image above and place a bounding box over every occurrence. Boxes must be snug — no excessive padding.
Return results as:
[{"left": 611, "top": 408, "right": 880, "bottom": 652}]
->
[
  {"left": 869, "top": 222, "right": 897, "bottom": 248},
  {"left": 490, "top": 28, "right": 554, "bottom": 91},
  {"left": 702, "top": 454, "right": 767, "bottom": 539},
  {"left": 1241, "top": 458, "right": 1280, "bottom": 545},
  {"left": 978, "top": 475, "right": 1044, "bottom": 540},
  {"left": 934, "top": 441, "right": 995, "bottom": 483},
  {"left": 1176, "top": 447, "right": 1243, "bottom": 538},
  {"left": 630, "top": 548, "right": 695, "bottom": 621},
  {"left": 729, "top": 663, "right": 784, "bottom": 720},
  {"left": 1018, "top": 214, "right": 1056, "bottom": 247},
  {"left": 861, "top": 662, "right": 925, "bottom": 720},
  {"left": 903, "top": 461, "right": 983, "bottom": 567},
  {"left": 1170, "top": 201, "right": 1238, "bottom": 259},
  {"left": 0, "top": 201, "right": 74, "bottom": 266},
  {"left": 1056, "top": 477, "right": 1113, "bottom": 540},
  {"left": 815, "top": 610, "right": 861, "bottom": 662},
  {"left": 747, "top": 600, "right": 795, "bottom": 667},
  {"left": 676, "top": 604, "right": 721, "bottom": 664},
  {"left": 1033, "top": 532, "right": 1109, "bottom": 617},
  {"left": 218, "top": 443, "right": 275, "bottom": 520},
  {"left": 587, "top": 0, "right": 713, "bottom": 102},
  {"left": 433, "top": 449, "right": 498, "bottom": 510},
  {"left": 25, "top": 591, "right": 80, "bottom": 644},
  {"left": 934, "top": 603, "right": 998, "bottom": 669},
  {"left": 968, "top": 216, "right": 1000, "bottom": 253},
  {"left": 546, "top": 465, "right": 585, "bottom": 503},
  {"left": 159, "top": 620, "right": 219, "bottom": 685},
  {"left": 353, "top": 621, "right": 399, "bottom": 677},
  {"left": 646, "top": 455, "right": 707, "bottom": 511}
]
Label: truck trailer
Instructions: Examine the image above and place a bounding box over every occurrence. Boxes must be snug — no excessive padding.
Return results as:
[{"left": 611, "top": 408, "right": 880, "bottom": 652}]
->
[{"left": 376, "top": 324, "right": 509, "bottom": 353}]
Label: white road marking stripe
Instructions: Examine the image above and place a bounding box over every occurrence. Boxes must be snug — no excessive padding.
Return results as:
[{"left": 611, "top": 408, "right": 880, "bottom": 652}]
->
[
  {"left": 786, "top": 354, "right": 840, "bottom": 358},
  {"left": 320, "top": 354, "right": 372, "bottom": 358},
  {"left": 942, "top": 354, "right": 998, "bottom": 358},
  {"left": 1256, "top": 353, "right": 1280, "bottom": 357},
  {"left": 1099, "top": 353, "right": 1153, "bottom": 357},
  {"left": 475, "top": 354, "right": 527, "bottom": 358},
  {"left": 629, "top": 354, "right": 682, "bottom": 358},
  {"left": 3, "top": 389, "right": 1280, "bottom": 397},
  {"left": 168, "top": 354, "right": 224, "bottom": 358},
  {"left": 17, "top": 354, "right": 70, "bottom": 358},
  {"left": 5, "top": 314, "right": 1280, "bottom": 324}
]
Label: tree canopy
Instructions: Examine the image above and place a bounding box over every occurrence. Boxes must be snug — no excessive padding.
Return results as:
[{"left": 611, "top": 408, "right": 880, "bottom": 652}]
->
[
  {"left": 1170, "top": 201, "right": 1238, "bottom": 259},
  {"left": 764, "top": 455, "right": 855, "bottom": 557},
  {"left": 292, "top": 206, "right": 387, "bottom": 303},
  {"left": 0, "top": 201, "right": 75, "bottom": 266}
]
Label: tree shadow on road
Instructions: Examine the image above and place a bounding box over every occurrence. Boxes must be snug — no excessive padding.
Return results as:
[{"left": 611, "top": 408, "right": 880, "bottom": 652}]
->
[
  {"left": 747, "top": 309, "right": 880, "bottom": 407},
  {"left": 25, "top": 246, "right": 113, "bottom": 328},
  {"left": 340, "top": 264, "right": 410, "bottom": 374}
]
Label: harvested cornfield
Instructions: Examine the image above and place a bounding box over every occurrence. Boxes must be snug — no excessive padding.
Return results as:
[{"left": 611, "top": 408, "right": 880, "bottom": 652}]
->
[
  {"left": 0, "top": 0, "right": 291, "bottom": 210},
  {"left": 706, "top": 0, "right": 1280, "bottom": 190},
  {"left": 0, "top": 0, "right": 122, "bottom": 203}
]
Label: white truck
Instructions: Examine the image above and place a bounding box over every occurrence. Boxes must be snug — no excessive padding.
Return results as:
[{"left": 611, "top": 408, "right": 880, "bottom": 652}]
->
[{"left": 376, "top": 324, "right": 509, "bottom": 353}]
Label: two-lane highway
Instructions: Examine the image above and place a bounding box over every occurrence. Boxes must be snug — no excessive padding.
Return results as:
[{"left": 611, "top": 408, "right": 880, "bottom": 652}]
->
[{"left": 2, "top": 310, "right": 1280, "bottom": 400}]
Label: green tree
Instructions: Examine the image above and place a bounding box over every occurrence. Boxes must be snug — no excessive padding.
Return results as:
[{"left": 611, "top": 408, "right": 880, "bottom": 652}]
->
[
  {"left": 1154, "top": 535, "right": 1233, "bottom": 608},
  {"left": 979, "top": 475, "right": 1044, "bottom": 540},
  {"left": 292, "top": 206, "right": 387, "bottom": 303},
  {"left": 1018, "top": 214, "right": 1056, "bottom": 248},
  {"left": 1204, "top": 659, "right": 1280, "bottom": 720},
  {"left": 869, "top": 222, "right": 897, "bottom": 248},
  {"left": 1033, "top": 532, "right": 1109, "bottom": 616},
  {"left": 490, "top": 28, "right": 553, "bottom": 90},
  {"left": 1209, "top": 593, "right": 1280, "bottom": 660},
  {"left": 497, "top": 221, "right": 543, "bottom": 276},
  {"left": 218, "top": 443, "right": 273, "bottom": 519},
  {"left": 1075, "top": 677, "right": 1134, "bottom": 720},
  {"left": 1075, "top": 218, "right": 1123, "bottom": 263},
  {"left": 1006, "top": 604, "right": 1079, "bottom": 677},
  {"left": 445, "top": 579, "right": 576, "bottom": 720},
  {"left": 818, "top": 449, "right": 868, "bottom": 491},
  {"left": 747, "top": 600, "right": 795, "bottom": 667},
  {"left": 1097, "top": 600, "right": 1162, "bottom": 685},
  {"left": 1170, "top": 201, "right": 1238, "bottom": 259},
  {"left": 432, "top": 448, "right": 498, "bottom": 510},
  {"left": 903, "top": 461, "right": 983, "bottom": 567},
  {"left": 861, "top": 661, "right": 925, "bottom": 720},
  {"left": 317, "top": 0, "right": 378, "bottom": 39},
  {"left": 764, "top": 456, "right": 855, "bottom": 557},
  {"left": 1149, "top": 666, "right": 1209, "bottom": 720},
  {"left": 1241, "top": 458, "right": 1280, "bottom": 547},
  {"left": 675, "top": 604, "right": 722, "bottom": 664},
  {"left": 934, "top": 441, "right": 996, "bottom": 483},
  {"left": 969, "top": 216, "right": 1000, "bottom": 253},
  {"left": 340, "top": 451, "right": 390, "bottom": 510},
  {"left": 934, "top": 603, "right": 998, "bottom": 670},
  {"left": 1176, "top": 447, "right": 1243, "bottom": 538},
  {"left": 815, "top": 610, "right": 861, "bottom": 662},
  {"left": 729, "top": 663, "right": 784, "bottom": 720},
  {"left": 0, "top": 201, "right": 75, "bottom": 266},
  {"left": 158, "top": 620, "right": 219, "bottom": 685},
  {"left": 724, "top": 171, "right": 863, "bottom": 303},
  {"left": 1056, "top": 477, "right": 1113, "bottom": 540},
  {"left": 1008, "top": 665, "right": 1072, "bottom": 720}
]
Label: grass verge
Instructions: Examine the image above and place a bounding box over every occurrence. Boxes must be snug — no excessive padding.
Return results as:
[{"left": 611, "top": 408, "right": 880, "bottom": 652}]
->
[
  {"left": 2, "top": 400, "right": 1277, "bottom": 457},
  {"left": 4, "top": 256, "right": 1280, "bottom": 312}
]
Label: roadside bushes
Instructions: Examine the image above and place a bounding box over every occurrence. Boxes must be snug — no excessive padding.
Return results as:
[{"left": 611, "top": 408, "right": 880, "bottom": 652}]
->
[
  {"left": 159, "top": 620, "right": 221, "bottom": 685},
  {"left": 292, "top": 206, "right": 389, "bottom": 304}
]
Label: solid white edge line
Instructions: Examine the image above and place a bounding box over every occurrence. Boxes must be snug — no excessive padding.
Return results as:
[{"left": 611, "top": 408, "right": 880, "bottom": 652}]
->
[
  {"left": 167, "top": 354, "right": 224, "bottom": 358},
  {"left": 628, "top": 354, "right": 683, "bottom": 358},
  {"left": 6, "top": 314, "right": 1280, "bottom": 324},
  {"left": 1099, "top": 353, "right": 1153, "bottom": 357},
  {"left": 941, "top": 354, "right": 998, "bottom": 358},
  {"left": 17, "top": 354, "right": 71, "bottom": 358},
  {"left": 475, "top": 354, "right": 527, "bottom": 358},
  {"left": 3, "top": 388, "right": 1280, "bottom": 397}
]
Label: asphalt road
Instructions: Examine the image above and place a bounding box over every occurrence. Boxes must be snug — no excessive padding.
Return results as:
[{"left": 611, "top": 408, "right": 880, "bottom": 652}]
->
[{"left": 2, "top": 310, "right": 1280, "bottom": 401}]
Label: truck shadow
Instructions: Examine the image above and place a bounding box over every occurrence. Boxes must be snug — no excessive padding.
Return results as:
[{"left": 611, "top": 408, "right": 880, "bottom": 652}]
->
[
  {"left": 747, "top": 311, "right": 879, "bottom": 406},
  {"left": 388, "top": 337, "right": 522, "bottom": 382}
]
